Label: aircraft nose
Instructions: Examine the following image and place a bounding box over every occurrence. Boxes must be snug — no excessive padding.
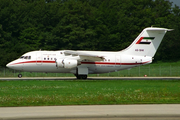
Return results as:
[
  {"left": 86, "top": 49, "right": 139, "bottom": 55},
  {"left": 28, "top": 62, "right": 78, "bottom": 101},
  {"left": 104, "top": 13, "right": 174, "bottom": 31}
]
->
[
  {"left": 6, "top": 60, "right": 24, "bottom": 71},
  {"left": 6, "top": 62, "right": 13, "bottom": 69}
]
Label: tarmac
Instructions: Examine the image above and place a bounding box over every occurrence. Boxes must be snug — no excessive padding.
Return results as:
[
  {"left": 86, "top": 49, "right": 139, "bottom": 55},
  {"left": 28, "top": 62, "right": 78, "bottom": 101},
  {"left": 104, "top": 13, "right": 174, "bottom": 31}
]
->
[
  {"left": 0, "top": 104, "right": 180, "bottom": 120},
  {"left": 1, "top": 77, "right": 180, "bottom": 80}
]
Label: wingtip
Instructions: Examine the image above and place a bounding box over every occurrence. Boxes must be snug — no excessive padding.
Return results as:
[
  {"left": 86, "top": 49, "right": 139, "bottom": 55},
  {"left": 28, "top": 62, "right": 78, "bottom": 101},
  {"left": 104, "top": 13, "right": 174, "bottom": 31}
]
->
[{"left": 167, "top": 29, "right": 174, "bottom": 31}]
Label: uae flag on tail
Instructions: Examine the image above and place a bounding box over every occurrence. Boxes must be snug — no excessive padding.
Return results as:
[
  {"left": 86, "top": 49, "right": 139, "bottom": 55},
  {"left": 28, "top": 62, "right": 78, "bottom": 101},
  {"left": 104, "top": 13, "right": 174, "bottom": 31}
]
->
[{"left": 136, "top": 37, "right": 155, "bottom": 44}]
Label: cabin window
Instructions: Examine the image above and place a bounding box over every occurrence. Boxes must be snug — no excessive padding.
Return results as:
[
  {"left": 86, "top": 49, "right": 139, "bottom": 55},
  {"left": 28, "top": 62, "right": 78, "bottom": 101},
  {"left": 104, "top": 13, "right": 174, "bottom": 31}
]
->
[
  {"left": 51, "top": 58, "right": 53, "bottom": 60},
  {"left": 108, "top": 59, "right": 110, "bottom": 61},
  {"left": 44, "top": 58, "right": 46, "bottom": 60},
  {"left": 47, "top": 58, "right": 49, "bottom": 60}
]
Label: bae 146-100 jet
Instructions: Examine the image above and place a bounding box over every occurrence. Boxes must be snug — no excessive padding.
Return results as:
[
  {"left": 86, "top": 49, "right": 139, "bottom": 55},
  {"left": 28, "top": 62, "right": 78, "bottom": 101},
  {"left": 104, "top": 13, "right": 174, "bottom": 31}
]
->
[{"left": 6, "top": 27, "right": 172, "bottom": 79}]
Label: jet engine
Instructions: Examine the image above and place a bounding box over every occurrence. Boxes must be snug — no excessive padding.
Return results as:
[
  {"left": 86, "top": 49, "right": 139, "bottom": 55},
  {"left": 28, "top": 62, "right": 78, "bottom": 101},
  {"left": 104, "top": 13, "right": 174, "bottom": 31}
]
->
[{"left": 56, "top": 59, "right": 78, "bottom": 69}]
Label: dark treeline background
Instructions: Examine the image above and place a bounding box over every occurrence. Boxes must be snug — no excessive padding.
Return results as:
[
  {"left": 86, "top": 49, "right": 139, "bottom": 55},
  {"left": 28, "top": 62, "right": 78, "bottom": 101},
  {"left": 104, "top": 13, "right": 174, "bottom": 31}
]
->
[{"left": 0, "top": 0, "right": 180, "bottom": 67}]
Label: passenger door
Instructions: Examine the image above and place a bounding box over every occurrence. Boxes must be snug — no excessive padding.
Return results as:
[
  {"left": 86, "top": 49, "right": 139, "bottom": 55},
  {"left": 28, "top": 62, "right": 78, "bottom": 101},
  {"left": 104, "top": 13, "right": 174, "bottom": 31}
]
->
[
  {"left": 116, "top": 55, "right": 121, "bottom": 67},
  {"left": 36, "top": 53, "right": 42, "bottom": 65}
]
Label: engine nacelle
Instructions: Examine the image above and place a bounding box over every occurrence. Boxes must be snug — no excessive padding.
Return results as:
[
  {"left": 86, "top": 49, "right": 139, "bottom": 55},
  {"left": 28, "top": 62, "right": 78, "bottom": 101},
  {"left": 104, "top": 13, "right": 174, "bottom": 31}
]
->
[
  {"left": 56, "top": 59, "right": 78, "bottom": 69},
  {"left": 56, "top": 59, "right": 64, "bottom": 68},
  {"left": 63, "top": 59, "right": 78, "bottom": 69}
]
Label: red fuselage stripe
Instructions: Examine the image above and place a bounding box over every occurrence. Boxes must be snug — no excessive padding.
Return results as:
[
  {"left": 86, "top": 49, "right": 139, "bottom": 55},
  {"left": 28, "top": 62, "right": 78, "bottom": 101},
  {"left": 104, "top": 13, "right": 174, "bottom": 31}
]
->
[
  {"left": 81, "top": 61, "right": 151, "bottom": 65},
  {"left": 9, "top": 60, "right": 151, "bottom": 66},
  {"left": 9, "top": 61, "right": 56, "bottom": 65}
]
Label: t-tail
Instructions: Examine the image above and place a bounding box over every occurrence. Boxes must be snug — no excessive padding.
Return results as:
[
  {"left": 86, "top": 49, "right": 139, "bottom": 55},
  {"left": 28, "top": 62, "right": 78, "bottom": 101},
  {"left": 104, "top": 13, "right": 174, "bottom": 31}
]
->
[{"left": 121, "top": 27, "right": 173, "bottom": 57}]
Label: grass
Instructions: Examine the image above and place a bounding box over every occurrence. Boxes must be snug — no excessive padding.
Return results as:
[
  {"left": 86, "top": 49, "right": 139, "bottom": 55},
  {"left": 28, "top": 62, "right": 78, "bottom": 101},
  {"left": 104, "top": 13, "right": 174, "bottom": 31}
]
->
[{"left": 0, "top": 80, "right": 180, "bottom": 107}]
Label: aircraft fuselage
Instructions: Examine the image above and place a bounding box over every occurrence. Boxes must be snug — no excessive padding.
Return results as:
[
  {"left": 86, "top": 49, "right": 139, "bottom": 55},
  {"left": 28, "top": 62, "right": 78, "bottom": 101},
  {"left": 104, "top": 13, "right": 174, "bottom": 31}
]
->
[{"left": 7, "top": 50, "right": 152, "bottom": 74}]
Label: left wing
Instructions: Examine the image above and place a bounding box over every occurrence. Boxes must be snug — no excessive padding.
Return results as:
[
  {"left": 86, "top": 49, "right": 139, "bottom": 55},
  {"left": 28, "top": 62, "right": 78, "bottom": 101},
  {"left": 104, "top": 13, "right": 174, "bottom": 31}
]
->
[{"left": 64, "top": 50, "right": 104, "bottom": 61}]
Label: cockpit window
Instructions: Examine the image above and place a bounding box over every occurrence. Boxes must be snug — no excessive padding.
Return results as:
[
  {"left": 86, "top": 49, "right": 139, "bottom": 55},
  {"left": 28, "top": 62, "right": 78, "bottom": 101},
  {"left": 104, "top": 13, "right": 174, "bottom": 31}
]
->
[
  {"left": 19, "top": 56, "right": 31, "bottom": 59},
  {"left": 24, "top": 56, "right": 28, "bottom": 59},
  {"left": 19, "top": 56, "right": 24, "bottom": 59}
]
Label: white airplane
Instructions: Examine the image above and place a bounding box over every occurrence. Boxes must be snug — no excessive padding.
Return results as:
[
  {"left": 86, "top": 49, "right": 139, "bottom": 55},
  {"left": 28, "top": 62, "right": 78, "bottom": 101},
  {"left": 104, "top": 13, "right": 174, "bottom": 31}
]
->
[{"left": 6, "top": 27, "right": 172, "bottom": 79}]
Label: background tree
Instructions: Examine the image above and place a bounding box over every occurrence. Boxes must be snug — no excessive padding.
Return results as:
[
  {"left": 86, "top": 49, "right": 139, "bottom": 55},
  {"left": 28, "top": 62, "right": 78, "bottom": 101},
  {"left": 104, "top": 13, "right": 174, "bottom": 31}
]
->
[{"left": 0, "top": 0, "right": 180, "bottom": 67}]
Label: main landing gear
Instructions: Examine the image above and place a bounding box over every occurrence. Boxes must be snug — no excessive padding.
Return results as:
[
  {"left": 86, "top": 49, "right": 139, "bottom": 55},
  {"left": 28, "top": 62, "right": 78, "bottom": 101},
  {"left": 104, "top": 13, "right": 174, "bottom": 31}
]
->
[
  {"left": 75, "top": 74, "right": 87, "bottom": 79},
  {"left": 75, "top": 67, "right": 88, "bottom": 79}
]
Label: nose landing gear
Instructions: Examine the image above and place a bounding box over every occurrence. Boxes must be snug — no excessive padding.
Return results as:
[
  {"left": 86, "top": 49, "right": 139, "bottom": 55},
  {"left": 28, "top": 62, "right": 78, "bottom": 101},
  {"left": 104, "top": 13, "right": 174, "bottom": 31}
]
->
[{"left": 18, "top": 74, "right": 22, "bottom": 78}]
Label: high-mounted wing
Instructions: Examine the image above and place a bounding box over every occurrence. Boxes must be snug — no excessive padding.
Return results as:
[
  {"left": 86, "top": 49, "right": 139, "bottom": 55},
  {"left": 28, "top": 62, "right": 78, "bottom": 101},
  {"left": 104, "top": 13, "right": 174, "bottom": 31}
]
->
[{"left": 64, "top": 50, "right": 104, "bottom": 61}]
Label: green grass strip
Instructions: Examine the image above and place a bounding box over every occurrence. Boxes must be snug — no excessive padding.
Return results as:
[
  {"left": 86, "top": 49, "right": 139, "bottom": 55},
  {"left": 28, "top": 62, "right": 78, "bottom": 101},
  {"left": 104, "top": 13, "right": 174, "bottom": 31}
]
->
[{"left": 0, "top": 80, "right": 180, "bottom": 107}]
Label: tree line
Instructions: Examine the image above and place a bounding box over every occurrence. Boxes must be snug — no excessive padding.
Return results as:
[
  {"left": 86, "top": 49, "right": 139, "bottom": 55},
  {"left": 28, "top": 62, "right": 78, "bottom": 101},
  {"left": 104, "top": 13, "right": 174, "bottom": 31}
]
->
[{"left": 0, "top": 0, "right": 180, "bottom": 67}]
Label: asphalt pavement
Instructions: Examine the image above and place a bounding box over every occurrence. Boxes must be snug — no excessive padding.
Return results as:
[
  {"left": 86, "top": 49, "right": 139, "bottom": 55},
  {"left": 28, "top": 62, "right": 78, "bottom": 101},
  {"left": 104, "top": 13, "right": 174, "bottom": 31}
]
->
[
  {"left": 0, "top": 104, "right": 180, "bottom": 120},
  {"left": 1, "top": 77, "right": 180, "bottom": 80}
]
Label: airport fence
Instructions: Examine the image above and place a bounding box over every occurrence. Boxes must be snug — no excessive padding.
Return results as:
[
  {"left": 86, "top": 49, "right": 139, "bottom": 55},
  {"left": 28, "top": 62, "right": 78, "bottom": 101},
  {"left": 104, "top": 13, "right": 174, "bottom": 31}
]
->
[{"left": 0, "top": 65, "right": 180, "bottom": 77}]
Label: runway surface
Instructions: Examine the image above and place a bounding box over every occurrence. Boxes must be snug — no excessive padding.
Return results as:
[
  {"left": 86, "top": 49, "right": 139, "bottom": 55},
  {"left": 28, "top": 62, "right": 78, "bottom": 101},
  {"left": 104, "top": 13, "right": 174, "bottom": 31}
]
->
[
  {"left": 0, "top": 104, "right": 180, "bottom": 120},
  {"left": 1, "top": 77, "right": 180, "bottom": 80}
]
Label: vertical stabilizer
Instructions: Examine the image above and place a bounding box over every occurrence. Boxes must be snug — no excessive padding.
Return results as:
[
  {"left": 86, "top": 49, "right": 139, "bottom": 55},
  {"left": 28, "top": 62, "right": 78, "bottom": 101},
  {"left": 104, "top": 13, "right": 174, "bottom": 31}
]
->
[{"left": 121, "top": 27, "right": 172, "bottom": 57}]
